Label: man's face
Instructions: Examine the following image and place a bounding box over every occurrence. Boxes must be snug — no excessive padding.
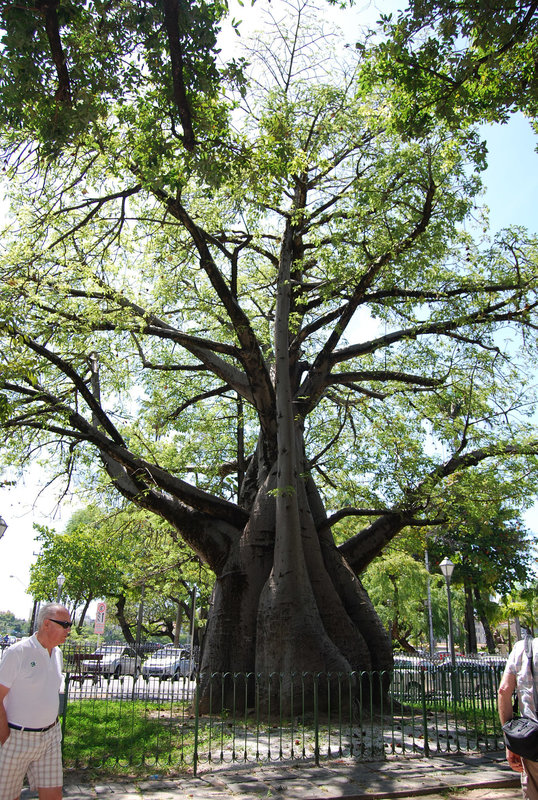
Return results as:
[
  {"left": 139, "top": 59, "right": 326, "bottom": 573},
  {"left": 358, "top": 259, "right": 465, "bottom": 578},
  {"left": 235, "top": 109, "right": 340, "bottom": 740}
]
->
[{"left": 43, "top": 608, "right": 72, "bottom": 645}]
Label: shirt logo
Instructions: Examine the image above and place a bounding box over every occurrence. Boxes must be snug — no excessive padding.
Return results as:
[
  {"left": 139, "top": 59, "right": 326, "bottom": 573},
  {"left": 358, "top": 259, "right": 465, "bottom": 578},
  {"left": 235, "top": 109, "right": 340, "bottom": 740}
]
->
[{"left": 30, "top": 661, "right": 36, "bottom": 667}]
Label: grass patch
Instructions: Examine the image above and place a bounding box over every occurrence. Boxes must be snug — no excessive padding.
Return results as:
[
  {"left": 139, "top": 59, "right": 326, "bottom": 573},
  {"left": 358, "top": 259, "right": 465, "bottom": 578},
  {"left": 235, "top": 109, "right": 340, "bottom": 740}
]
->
[
  {"left": 63, "top": 698, "right": 198, "bottom": 775},
  {"left": 61, "top": 689, "right": 503, "bottom": 778}
]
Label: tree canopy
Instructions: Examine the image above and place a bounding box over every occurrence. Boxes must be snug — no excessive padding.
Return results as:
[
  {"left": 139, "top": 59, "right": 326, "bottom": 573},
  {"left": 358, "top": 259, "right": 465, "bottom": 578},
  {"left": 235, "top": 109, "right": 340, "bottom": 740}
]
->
[
  {"left": 369, "top": 0, "right": 538, "bottom": 133},
  {"left": 1, "top": 0, "right": 537, "bottom": 709}
]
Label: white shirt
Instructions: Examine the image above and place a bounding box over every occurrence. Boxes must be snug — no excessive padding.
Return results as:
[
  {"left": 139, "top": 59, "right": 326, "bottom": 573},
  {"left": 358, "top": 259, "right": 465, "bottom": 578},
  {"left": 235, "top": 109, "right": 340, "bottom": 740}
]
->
[
  {"left": 503, "top": 637, "right": 538, "bottom": 721},
  {"left": 0, "top": 634, "right": 63, "bottom": 727}
]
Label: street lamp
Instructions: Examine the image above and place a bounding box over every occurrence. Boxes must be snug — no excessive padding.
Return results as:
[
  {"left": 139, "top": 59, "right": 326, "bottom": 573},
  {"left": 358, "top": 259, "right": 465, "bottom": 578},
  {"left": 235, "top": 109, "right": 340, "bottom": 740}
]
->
[
  {"left": 439, "top": 557, "right": 456, "bottom": 663},
  {"left": 0, "top": 516, "right": 8, "bottom": 537},
  {"left": 9, "top": 574, "right": 36, "bottom": 634},
  {"left": 56, "top": 573, "right": 65, "bottom": 602},
  {"left": 439, "top": 556, "right": 459, "bottom": 700}
]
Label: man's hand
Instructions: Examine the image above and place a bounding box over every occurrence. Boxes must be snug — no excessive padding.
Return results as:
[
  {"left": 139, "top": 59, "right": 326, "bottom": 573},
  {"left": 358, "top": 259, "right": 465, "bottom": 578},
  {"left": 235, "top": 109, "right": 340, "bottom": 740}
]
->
[
  {"left": 506, "top": 747, "right": 524, "bottom": 773},
  {"left": 0, "top": 684, "right": 10, "bottom": 745}
]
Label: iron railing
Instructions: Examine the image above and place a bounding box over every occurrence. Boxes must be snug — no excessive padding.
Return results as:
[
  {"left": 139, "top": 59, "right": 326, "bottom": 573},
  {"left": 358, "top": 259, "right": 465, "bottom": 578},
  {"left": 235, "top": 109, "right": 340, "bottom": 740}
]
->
[{"left": 61, "top": 659, "right": 507, "bottom": 776}]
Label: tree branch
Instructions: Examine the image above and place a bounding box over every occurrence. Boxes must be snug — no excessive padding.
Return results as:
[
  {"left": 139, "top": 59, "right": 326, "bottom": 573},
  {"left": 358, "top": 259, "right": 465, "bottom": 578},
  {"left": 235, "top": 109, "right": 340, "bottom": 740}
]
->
[
  {"left": 296, "top": 172, "right": 437, "bottom": 412},
  {"left": 162, "top": 0, "right": 195, "bottom": 151},
  {"left": 154, "top": 193, "right": 277, "bottom": 435},
  {"left": 19, "top": 334, "right": 126, "bottom": 446},
  {"left": 327, "top": 369, "right": 444, "bottom": 388},
  {"left": 48, "top": 184, "right": 142, "bottom": 250},
  {"left": 36, "top": 0, "right": 72, "bottom": 106}
]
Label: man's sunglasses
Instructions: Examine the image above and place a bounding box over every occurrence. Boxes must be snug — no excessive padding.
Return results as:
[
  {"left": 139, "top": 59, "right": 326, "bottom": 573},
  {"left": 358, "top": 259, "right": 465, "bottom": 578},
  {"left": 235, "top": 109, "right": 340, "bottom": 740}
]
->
[{"left": 48, "top": 618, "right": 72, "bottom": 629}]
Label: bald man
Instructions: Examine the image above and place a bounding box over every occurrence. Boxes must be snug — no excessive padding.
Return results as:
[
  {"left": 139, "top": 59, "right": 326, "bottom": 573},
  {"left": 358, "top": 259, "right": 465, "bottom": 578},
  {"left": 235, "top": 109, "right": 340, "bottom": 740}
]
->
[{"left": 0, "top": 602, "right": 72, "bottom": 800}]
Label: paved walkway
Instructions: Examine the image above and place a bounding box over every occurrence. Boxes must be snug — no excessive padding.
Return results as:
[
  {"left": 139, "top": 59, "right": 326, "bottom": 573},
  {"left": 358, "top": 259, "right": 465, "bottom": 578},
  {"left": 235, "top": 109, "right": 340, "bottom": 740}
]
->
[{"left": 21, "top": 752, "right": 525, "bottom": 800}]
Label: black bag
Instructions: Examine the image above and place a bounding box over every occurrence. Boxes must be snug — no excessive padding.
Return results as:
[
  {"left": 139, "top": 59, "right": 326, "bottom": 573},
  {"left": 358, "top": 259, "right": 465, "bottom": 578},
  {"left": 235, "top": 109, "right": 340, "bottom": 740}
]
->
[{"left": 503, "top": 637, "right": 538, "bottom": 761}]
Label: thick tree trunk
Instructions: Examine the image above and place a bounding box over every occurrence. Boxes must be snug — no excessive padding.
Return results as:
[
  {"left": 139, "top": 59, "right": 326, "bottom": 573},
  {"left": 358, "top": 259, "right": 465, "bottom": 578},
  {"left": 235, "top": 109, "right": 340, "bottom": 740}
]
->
[
  {"left": 115, "top": 593, "right": 135, "bottom": 645},
  {"left": 198, "top": 435, "right": 393, "bottom": 713},
  {"left": 474, "top": 586, "right": 496, "bottom": 654}
]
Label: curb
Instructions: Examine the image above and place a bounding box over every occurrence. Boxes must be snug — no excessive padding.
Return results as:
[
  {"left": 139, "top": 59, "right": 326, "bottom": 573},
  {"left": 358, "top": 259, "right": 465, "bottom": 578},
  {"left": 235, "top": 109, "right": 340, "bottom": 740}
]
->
[
  {"left": 57, "top": 774, "right": 522, "bottom": 800},
  {"left": 55, "top": 754, "right": 522, "bottom": 800},
  {"left": 308, "top": 777, "right": 521, "bottom": 800}
]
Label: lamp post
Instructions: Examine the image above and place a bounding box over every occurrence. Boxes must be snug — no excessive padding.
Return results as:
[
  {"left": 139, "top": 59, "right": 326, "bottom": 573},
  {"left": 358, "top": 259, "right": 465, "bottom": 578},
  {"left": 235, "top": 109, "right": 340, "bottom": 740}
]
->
[
  {"left": 0, "top": 516, "right": 8, "bottom": 537},
  {"left": 56, "top": 573, "right": 65, "bottom": 602},
  {"left": 9, "top": 573, "right": 36, "bottom": 635},
  {"left": 439, "top": 556, "right": 458, "bottom": 701},
  {"left": 439, "top": 558, "right": 456, "bottom": 663}
]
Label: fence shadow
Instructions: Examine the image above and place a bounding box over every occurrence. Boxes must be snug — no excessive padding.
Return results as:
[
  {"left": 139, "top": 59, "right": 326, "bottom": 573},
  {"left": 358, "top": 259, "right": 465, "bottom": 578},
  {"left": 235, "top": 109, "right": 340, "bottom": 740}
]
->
[{"left": 61, "top": 660, "right": 506, "bottom": 777}]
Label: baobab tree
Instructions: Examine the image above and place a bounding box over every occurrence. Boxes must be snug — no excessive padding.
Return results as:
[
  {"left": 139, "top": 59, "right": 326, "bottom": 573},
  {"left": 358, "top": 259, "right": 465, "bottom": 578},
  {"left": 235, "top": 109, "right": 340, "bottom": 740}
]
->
[{"left": 1, "top": 0, "right": 537, "bottom": 709}]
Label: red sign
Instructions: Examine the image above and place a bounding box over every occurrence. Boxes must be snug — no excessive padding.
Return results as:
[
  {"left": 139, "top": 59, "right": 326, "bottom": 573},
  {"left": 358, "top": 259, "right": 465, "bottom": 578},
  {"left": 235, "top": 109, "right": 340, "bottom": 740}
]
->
[{"left": 94, "top": 602, "right": 107, "bottom": 634}]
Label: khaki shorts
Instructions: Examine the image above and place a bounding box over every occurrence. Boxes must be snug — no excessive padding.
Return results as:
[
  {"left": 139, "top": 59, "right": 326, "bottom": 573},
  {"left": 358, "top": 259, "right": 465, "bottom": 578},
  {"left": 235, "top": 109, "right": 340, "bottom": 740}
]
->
[
  {"left": 0, "top": 721, "right": 62, "bottom": 799},
  {"left": 522, "top": 757, "right": 538, "bottom": 800}
]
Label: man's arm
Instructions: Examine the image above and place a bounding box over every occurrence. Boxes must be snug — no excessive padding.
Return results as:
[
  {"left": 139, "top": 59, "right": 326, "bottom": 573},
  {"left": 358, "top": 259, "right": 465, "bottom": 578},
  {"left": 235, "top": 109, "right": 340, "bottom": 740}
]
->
[
  {"left": 498, "top": 670, "right": 524, "bottom": 773},
  {"left": 0, "top": 684, "right": 10, "bottom": 744}
]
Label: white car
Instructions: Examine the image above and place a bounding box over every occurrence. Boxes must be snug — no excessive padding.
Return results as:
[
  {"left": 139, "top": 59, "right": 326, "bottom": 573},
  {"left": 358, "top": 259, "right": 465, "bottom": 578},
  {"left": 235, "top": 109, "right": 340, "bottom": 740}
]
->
[
  {"left": 79, "top": 645, "right": 141, "bottom": 679},
  {"left": 141, "top": 646, "right": 195, "bottom": 680}
]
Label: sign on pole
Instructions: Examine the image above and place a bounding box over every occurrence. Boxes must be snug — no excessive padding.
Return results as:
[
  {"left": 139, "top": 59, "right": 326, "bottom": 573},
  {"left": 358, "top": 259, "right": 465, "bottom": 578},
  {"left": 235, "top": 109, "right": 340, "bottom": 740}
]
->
[{"left": 94, "top": 602, "right": 107, "bottom": 635}]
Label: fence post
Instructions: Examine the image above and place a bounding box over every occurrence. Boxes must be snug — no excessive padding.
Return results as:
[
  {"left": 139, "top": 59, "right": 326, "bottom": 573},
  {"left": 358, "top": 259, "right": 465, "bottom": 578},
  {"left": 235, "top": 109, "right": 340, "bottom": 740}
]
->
[
  {"left": 59, "top": 672, "right": 70, "bottom": 742},
  {"left": 193, "top": 674, "right": 200, "bottom": 777},
  {"left": 314, "top": 673, "right": 320, "bottom": 766},
  {"left": 420, "top": 668, "right": 429, "bottom": 756},
  {"left": 60, "top": 672, "right": 69, "bottom": 753}
]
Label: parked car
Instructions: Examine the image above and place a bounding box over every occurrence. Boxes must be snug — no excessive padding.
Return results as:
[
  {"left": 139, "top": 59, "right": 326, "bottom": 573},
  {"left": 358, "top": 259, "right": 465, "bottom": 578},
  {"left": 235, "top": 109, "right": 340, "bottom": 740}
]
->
[
  {"left": 79, "top": 645, "right": 142, "bottom": 679},
  {"left": 478, "top": 654, "right": 507, "bottom": 668},
  {"left": 141, "top": 646, "right": 195, "bottom": 680},
  {"left": 435, "top": 657, "right": 500, "bottom": 699}
]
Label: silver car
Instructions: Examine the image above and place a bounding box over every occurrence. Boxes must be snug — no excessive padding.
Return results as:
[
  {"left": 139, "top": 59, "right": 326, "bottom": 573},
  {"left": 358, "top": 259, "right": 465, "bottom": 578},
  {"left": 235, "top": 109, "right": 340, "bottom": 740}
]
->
[
  {"left": 141, "top": 646, "right": 195, "bottom": 680},
  {"left": 79, "top": 645, "right": 141, "bottom": 679}
]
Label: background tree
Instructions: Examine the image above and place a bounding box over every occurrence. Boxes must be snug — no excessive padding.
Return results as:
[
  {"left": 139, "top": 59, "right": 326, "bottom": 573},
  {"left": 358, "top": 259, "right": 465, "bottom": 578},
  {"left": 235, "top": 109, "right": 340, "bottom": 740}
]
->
[
  {"left": 434, "top": 513, "right": 532, "bottom": 653},
  {"left": 1, "top": 1, "right": 538, "bottom": 710},
  {"left": 107, "top": 507, "right": 213, "bottom": 646},
  {"left": 362, "top": 549, "right": 445, "bottom": 652},
  {"left": 362, "top": 527, "right": 468, "bottom": 653},
  {"left": 426, "top": 470, "right": 535, "bottom": 653},
  {"left": 29, "top": 504, "right": 212, "bottom": 641},
  {"left": 342, "top": 468, "right": 536, "bottom": 653},
  {"left": 29, "top": 509, "right": 122, "bottom": 631},
  {"left": 519, "top": 583, "right": 538, "bottom": 635},
  {"left": 497, "top": 582, "right": 538, "bottom": 648},
  {"left": 0, "top": 610, "right": 28, "bottom": 638}
]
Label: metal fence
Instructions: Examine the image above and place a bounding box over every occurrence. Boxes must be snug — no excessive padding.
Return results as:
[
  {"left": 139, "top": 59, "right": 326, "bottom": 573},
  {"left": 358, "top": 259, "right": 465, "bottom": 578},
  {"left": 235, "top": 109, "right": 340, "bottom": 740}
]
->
[{"left": 60, "top": 654, "right": 507, "bottom": 777}]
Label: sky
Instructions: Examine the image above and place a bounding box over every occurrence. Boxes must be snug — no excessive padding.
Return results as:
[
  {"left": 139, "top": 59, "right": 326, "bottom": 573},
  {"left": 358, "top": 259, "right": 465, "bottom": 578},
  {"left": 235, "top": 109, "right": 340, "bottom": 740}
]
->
[{"left": 1, "top": 2, "right": 537, "bottom": 622}]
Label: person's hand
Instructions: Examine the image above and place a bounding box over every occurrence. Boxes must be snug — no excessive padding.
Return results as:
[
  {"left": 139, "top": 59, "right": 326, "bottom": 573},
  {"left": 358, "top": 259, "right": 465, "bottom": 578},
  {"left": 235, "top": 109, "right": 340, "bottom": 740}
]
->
[
  {"left": 0, "top": 731, "right": 10, "bottom": 746},
  {"left": 506, "top": 747, "right": 524, "bottom": 772}
]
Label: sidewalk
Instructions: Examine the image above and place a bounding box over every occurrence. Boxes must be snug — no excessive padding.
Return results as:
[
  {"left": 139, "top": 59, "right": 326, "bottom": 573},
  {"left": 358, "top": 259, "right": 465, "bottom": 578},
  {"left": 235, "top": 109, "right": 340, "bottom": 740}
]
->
[{"left": 22, "top": 752, "right": 524, "bottom": 800}]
